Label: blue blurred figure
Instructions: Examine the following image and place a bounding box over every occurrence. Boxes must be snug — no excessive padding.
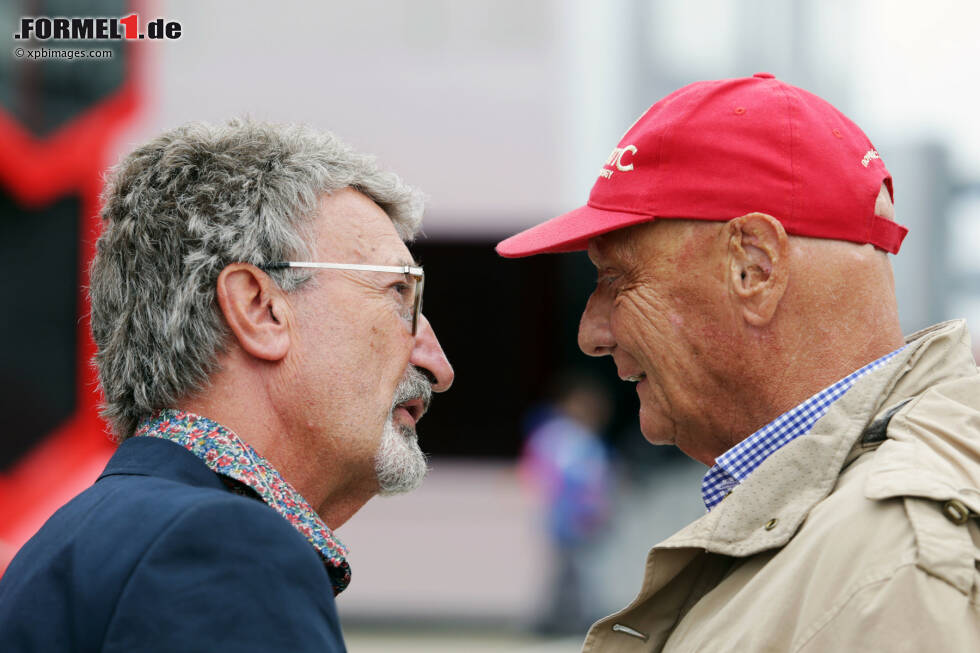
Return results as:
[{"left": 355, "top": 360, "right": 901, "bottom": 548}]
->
[{"left": 520, "top": 374, "right": 613, "bottom": 634}]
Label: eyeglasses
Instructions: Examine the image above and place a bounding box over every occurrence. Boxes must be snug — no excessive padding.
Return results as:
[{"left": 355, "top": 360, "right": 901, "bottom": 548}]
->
[{"left": 261, "top": 261, "right": 424, "bottom": 335}]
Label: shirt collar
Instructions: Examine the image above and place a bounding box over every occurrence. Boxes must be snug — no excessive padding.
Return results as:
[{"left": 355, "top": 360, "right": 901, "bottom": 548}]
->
[
  {"left": 701, "top": 345, "right": 907, "bottom": 510},
  {"left": 135, "top": 409, "right": 351, "bottom": 595}
]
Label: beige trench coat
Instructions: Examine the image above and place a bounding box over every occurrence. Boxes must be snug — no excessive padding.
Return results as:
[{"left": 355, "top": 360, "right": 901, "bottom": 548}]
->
[{"left": 583, "top": 320, "right": 980, "bottom": 652}]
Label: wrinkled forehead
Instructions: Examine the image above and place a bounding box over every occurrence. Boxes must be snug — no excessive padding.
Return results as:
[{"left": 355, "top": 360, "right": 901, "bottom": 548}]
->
[
  {"left": 337, "top": 223, "right": 416, "bottom": 265},
  {"left": 315, "top": 189, "right": 418, "bottom": 265},
  {"left": 587, "top": 218, "right": 723, "bottom": 272}
]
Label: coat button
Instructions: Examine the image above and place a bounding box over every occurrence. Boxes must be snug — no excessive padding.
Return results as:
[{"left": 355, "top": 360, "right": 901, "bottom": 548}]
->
[
  {"left": 941, "top": 499, "right": 972, "bottom": 525},
  {"left": 764, "top": 518, "right": 778, "bottom": 530}
]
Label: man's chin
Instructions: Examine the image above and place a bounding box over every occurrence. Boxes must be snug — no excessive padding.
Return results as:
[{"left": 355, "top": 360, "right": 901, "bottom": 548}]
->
[
  {"left": 639, "top": 410, "right": 676, "bottom": 447},
  {"left": 374, "top": 417, "right": 428, "bottom": 496}
]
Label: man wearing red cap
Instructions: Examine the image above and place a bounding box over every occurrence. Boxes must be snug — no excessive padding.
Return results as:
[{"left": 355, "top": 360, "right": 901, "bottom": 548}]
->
[{"left": 498, "top": 74, "right": 980, "bottom": 651}]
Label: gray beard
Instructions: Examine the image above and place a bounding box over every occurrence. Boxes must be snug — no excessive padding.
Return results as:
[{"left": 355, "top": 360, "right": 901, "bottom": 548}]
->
[
  {"left": 374, "top": 367, "right": 431, "bottom": 495},
  {"left": 374, "top": 418, "right": 427, "bottom": 495}
]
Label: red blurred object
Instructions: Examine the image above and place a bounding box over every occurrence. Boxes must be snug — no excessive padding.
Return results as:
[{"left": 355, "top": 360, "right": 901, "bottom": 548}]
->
[{"left": 0, "top": 25, "right": 141, "bottom": 575}]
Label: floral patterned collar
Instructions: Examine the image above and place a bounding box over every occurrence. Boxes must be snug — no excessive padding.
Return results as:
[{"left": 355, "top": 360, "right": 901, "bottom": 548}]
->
[{"left": 135, "top": 409, "right": 351, "bottom": 595}]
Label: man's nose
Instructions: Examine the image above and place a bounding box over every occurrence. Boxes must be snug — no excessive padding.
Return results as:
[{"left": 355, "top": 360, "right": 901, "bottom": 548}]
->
[
  {"left": 578, "top": 290, "right": 615, "bottom": 357},
  {"left": 411, "top": 314, "right": 454, "bottom": 392}
]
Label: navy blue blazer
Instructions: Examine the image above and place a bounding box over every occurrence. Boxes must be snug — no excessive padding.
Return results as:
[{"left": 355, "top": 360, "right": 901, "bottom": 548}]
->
[{"left": 0, "top": 436, "right": 346, "bottom": 652}]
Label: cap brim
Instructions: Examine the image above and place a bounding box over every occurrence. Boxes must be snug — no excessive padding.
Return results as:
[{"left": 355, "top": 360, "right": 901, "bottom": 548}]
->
[{"left": 495, "top": 205, "right": 655, "bottom": 258}]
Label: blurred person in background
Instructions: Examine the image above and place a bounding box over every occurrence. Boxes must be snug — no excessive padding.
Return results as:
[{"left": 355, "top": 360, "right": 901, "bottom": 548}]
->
[
  {"left": 0, "top": 120, "right": 453, "bottom": 652},
  {"left": 520, "top": 372, "right": 613, "bottom": 635},
  {"left": 498, "top": 74, "right": 980, "bottom": 650}
]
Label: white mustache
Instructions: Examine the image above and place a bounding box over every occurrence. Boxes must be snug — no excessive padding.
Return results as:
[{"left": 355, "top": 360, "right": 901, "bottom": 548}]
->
[{"left": 391, "top": 366, "right": 432, "bottom": 416}]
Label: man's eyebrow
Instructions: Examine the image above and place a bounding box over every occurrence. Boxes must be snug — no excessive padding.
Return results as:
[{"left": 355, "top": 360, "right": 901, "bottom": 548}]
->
[
  {"left": 587, "top": 239, "right": 603, "bottom": 263},
  {"left": 588, "top": 236, "right": 616, "bottom": 266},
  {"left": 385, "top": 255, "right": 419, "bottom": 267}
]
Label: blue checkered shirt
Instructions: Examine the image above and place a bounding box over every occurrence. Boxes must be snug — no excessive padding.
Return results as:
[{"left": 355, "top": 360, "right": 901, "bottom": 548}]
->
[{"left": 701, "top": 345, "right": 905, "bottom": 510}]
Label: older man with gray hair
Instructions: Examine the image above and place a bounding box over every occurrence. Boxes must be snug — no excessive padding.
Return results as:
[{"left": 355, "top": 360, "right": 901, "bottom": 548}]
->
[
  {"left": 498, "top": 74, "right": 980, "bottom": 651},
  {"left": 0, "top": 119, "right": 453, "bottom": 652}
]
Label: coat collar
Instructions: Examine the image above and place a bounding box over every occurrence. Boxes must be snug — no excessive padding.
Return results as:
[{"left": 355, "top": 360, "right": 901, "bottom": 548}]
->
[
  {"left": 104, "top": 410, "right": 352, "bottom": 595},
  {"left": 99, "top": 433, "right": 227, "bottom": 490},
  {"left": 658, "top": 320, "right": 975, "bottom": 557}
]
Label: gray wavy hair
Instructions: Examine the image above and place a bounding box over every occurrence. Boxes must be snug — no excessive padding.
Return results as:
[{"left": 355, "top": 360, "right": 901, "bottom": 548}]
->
[{"left": 90, "top": 118, "right": 424, "bottom": 439}]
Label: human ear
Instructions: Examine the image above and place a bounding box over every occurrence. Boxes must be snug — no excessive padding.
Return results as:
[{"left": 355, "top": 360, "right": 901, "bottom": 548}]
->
[
  {"left": 726, "top": 213, "right": 789, "bottom": 327},
  {"left": 215, "top": 264, "right": 291, "bottom": 361}
]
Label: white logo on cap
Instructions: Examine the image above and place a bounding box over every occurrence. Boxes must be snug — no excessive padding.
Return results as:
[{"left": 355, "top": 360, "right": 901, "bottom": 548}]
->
[
  {"left": 862, "top": 149, "right": 880, "bottom": 167},
  {"left": 599, "top": 144, "right": 638, "bottom": 179}
]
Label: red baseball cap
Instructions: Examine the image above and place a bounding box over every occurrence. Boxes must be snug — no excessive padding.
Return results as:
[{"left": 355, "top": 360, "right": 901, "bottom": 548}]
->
[{"left": 496, "top": 73, "right": 907, "bottom": 258}]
